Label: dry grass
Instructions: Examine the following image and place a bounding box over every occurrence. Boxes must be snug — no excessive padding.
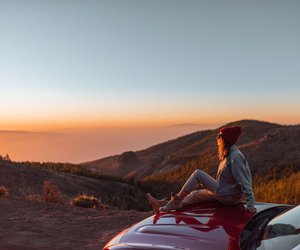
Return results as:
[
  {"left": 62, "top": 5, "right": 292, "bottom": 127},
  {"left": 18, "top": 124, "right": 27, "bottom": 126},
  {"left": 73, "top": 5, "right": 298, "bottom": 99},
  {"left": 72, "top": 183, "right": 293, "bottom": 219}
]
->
[
  {"left": 42, "top": 180, "right": 64, "bottom": 204},
  {"left": 27, "top": 193, "right": 42, "bottom": 202},
  {"left": 0, "top": 185, "right": 8, "bottom": 198},
  {"left": 71, "top": 194, "right": 105, "bottom": 209},
  {"left": 254, "top": 172, "right": 300, "bottom": 205}
]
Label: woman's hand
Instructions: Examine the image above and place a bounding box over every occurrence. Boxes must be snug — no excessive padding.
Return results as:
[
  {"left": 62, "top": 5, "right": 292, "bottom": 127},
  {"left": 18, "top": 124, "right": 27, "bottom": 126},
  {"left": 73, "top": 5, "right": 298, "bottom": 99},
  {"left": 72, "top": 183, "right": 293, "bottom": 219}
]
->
[{"left": 245, "top": 206, "right": 257, "bottom": 213}]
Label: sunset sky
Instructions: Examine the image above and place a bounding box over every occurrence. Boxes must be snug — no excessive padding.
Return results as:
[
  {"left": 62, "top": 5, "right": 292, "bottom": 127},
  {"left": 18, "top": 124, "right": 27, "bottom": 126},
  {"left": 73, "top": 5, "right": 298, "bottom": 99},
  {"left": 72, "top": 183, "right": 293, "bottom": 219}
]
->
[{"left": 0, "top": 1, "right": 299, "bottom": 162}]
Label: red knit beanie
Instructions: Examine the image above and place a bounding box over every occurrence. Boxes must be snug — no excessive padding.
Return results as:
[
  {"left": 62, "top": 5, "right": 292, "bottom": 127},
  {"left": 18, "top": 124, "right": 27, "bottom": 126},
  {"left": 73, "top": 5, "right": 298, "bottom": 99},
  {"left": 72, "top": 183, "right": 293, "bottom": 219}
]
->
[{"left": 219, "top": 126, "right": 242, "bottom": 146}]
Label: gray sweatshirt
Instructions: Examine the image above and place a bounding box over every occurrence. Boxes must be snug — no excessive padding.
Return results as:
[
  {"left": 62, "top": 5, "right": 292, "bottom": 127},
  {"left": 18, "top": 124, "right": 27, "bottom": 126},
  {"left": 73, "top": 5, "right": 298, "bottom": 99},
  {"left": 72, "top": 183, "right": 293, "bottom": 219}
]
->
[{"left": 216, "top": 145, "right": 255, "bottom": 207}]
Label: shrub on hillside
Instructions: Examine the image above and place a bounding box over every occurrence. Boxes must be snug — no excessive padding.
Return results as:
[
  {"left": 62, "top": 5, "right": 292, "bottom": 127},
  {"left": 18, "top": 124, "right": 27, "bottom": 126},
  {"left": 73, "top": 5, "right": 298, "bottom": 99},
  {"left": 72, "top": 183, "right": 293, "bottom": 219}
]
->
[
  {"left": 0, "top": 185, "right": 8, "bottom": 198},
  {"left": 0, "top": 154, "right": 11, "bottom": 161},
  {"left": 71, "top": 194, "right": 104, "bottom": 209},
  {"left": 27, "top": 194, "right": 42, "bottom": 202},
  {"left": 42, "top": 181, "right": 64, "bottom": 204}
]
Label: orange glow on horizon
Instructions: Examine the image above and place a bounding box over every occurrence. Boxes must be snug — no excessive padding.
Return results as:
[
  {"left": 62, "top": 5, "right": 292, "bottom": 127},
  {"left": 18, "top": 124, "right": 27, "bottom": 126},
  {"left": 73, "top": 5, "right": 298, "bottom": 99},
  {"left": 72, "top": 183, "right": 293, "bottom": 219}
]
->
[
  {"left": 0, "top": 108, "right": 299, "bottom": 132},
  {"left": 0, "top": 114, "right": 299, "bottom": 163}
]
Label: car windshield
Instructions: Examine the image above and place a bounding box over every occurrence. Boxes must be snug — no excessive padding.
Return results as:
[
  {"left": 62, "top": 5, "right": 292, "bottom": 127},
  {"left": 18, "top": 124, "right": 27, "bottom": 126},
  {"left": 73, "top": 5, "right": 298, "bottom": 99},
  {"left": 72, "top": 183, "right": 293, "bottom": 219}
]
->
[{"left": 256, "top": 205, "right": 300, "bottom": 250}]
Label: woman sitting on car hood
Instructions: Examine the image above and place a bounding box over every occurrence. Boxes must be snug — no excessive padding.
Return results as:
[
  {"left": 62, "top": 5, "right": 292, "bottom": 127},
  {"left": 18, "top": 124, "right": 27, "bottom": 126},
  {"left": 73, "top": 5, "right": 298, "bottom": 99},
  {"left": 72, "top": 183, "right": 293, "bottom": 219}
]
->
[{"left": 147, "top": 126, "right": 257, "bottom": 213}]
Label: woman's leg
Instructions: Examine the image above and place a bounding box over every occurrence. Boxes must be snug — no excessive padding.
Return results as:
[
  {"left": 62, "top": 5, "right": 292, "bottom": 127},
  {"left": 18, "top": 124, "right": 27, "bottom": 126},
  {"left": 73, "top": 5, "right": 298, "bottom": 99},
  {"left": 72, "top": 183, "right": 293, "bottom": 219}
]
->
[
  {"left": 178, "top": 169, "right": 217, "bottom": 200},
  {"left": 182, "top": 189, "right": 216, "bottom": 206},
  {"left": 160, "top": 170, "right": 217, "bottom": 211}
]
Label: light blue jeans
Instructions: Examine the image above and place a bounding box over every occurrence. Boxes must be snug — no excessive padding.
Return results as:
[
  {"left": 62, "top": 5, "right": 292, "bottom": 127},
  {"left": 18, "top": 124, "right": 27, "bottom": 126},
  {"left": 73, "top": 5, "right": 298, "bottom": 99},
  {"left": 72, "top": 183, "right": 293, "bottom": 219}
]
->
[{"left": 181, "top": 170, "right": 241, "bottom": 206}]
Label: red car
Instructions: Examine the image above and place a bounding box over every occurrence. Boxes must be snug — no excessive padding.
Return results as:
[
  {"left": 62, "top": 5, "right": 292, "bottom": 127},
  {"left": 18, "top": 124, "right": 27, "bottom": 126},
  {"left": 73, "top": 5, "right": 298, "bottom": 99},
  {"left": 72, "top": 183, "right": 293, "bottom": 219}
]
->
[{"left": 104, "top": 201, "right": 300, "bottom": 250}]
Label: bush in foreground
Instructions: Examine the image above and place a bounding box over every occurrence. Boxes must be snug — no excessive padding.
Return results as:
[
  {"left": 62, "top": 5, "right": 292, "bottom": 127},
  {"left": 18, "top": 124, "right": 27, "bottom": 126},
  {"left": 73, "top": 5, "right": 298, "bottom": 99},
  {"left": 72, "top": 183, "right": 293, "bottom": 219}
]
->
[
  {"left": 42, "top": 181, "right": 64, "bottom": 204},
  {"left": 71, "top": 194, "right": 105, "bottom": 209},
  {"left": 0, "top": 185, "right": 8, "bottom": 198}
]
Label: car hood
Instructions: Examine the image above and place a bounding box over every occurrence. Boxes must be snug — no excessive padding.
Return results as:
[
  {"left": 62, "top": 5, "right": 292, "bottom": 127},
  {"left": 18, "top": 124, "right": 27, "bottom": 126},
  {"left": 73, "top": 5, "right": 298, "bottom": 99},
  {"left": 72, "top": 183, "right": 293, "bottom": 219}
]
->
[{"left": 104, "top": 202, "right": 281, "bottom": 250}]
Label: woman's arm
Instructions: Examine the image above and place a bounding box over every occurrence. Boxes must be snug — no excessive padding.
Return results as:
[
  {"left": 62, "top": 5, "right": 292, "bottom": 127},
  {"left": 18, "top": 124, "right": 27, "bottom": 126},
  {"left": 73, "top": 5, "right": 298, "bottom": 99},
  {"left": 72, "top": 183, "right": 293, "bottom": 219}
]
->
[{"left": 230, "top": 154, "right": 256, "bottom": 212}]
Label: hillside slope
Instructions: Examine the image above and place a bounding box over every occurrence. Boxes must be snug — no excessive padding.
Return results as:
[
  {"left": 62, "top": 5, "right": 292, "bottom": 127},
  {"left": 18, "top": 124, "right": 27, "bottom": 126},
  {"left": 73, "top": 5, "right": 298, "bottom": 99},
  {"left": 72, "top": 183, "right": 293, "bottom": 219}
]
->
[
  {"left": 83, "top": 120, "right": 300, "bottom": 180},
  {"left": 0, "top": 160, "right": 147, "bottom": 210}
]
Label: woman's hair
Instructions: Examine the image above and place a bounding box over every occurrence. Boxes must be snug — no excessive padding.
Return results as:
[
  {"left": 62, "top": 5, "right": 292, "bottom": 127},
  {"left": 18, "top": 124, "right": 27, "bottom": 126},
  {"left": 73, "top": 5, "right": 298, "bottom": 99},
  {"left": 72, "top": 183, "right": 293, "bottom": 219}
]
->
[{"left": 218, "top": 136, "right": 231, "bottom": 161}]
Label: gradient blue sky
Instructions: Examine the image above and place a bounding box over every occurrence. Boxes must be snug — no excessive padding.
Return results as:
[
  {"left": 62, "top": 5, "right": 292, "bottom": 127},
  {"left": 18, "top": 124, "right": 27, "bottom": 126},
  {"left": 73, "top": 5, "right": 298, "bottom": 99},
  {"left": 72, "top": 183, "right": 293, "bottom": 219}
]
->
[
  {"left": 1, "top": 0, "right": 300, "bottom": 131},
  {"left": 0, "top": 1, "right": 299, "bottom": 162}
]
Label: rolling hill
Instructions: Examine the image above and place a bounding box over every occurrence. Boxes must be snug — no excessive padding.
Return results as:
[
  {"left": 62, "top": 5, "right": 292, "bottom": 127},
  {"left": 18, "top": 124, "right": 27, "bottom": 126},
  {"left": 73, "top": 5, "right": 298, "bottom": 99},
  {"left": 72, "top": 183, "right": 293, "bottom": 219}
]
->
[
  {"left": 0, "top": 159, "right": 147, "bottom": 210},
  {"left": 83, "top": 119, "right": 300, "bottom": 181}
]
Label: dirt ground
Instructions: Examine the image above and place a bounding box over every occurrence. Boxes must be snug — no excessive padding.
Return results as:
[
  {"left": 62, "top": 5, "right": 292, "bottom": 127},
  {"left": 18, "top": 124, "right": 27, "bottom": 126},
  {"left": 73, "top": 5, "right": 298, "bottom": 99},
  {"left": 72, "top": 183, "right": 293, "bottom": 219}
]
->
[{"left": 0, "top": 198, "right": 152, "bottom": 250}]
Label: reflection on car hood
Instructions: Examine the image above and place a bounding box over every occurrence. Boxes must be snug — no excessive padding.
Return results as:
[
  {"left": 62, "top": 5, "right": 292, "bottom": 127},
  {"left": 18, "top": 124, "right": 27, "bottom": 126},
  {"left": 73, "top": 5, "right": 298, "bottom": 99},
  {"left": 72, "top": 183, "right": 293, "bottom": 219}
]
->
[{"left": 106, "top": 202, "right": 281, "bottom": 250}]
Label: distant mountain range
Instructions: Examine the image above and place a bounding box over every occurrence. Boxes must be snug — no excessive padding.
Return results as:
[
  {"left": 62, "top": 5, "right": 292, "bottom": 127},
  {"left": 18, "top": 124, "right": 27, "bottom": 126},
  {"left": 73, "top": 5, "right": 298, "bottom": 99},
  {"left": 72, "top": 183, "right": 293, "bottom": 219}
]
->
[{"left": 83, "top": 120, "right": 300, "bottom": 180}]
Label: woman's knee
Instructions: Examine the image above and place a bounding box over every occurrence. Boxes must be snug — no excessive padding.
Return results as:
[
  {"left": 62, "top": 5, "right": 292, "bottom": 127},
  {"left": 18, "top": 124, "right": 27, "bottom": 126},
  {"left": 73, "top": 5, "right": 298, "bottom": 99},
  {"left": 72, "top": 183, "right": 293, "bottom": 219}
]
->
[
  {"left": 192, "top": 169, "right": 205, "bottom": 180},
  {"left": 182, "top": 190, "right": 216, "bottom": 206}
]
